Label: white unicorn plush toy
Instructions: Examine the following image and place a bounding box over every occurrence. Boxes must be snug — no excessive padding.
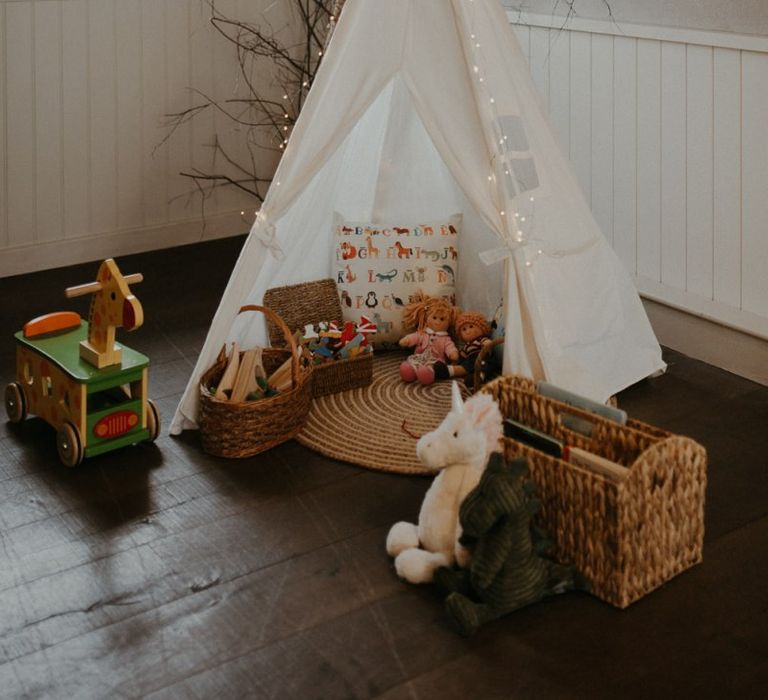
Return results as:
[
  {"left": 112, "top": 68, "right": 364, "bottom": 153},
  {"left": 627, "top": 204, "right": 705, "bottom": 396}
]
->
[{"left": 386, "top": 382, "right": 504, "bottom": 584}]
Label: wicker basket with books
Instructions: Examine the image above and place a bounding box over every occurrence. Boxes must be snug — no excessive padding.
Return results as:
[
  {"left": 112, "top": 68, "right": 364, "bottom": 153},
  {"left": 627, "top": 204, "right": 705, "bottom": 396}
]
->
[{"left": 480, "top": 374, "right": 707, "bottom": 608}]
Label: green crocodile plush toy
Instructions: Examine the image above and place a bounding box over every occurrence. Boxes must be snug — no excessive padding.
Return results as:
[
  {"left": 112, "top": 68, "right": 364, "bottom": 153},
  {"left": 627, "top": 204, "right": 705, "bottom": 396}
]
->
[{"left": 434, "top": 452, "right": 587, "bottom": 636}]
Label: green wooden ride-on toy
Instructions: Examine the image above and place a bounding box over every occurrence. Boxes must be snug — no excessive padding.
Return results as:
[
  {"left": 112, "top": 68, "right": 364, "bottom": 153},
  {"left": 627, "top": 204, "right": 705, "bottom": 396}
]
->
[{"left": 4, "top": 259, "right": 160, "bottom": 467}]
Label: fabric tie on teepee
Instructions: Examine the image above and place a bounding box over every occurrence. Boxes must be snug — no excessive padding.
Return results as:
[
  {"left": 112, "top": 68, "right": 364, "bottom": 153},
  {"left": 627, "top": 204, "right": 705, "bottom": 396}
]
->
[{"left": 251, "top": 218, "right": 284, "bottom": 260}]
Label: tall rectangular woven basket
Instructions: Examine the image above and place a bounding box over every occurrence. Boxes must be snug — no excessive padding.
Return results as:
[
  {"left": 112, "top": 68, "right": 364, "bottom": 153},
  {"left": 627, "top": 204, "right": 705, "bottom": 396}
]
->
[
  {"left": 480, "top": 375, "right": 707, "bottom": 609},
  {"left": 263, "top": 278, "right": 373, "bottom": 397}
]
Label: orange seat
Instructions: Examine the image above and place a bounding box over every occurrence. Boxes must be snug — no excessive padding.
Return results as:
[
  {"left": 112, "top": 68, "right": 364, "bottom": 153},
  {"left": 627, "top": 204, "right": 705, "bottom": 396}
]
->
[{"left": 24, "top": 311, "right": 82, "bottom": 338}]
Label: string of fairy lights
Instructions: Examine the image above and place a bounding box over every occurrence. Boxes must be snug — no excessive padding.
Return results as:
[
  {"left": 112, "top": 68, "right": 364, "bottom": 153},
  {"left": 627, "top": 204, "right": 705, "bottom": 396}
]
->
[
  {"left": 273, "top": 3, "right": 341, "bottom": 155},
  {"left": 464, "top": 0, "right": 542, "bottom": 269}
]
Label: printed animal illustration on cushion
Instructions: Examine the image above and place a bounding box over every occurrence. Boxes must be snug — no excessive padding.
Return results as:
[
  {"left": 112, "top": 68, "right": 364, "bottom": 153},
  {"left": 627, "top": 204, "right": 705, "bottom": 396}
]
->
[
  {"left": 333, "top": 215, "right": 461, "bottom": 346},
  {"left": 434, "top": 453, "right": 587, "bottom": 636},
  {"left": 386, "top": 383, "right": 503, "bottom": 583}
]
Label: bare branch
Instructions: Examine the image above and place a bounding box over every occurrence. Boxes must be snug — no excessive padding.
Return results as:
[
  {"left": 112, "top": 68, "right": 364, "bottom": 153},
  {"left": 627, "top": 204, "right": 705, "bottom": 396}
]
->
[
  {"left": 154, "top": 1, "right": 342, "bottom": 217},
  {"left": 179, "top": 170, "right": 268, "bottom": 202}
]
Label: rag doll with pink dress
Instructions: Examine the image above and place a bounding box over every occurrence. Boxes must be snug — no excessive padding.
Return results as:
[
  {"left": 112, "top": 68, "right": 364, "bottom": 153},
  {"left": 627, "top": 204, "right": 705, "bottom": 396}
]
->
[{"left": 398, "top": 292, "right": 460, "bottom": 385}]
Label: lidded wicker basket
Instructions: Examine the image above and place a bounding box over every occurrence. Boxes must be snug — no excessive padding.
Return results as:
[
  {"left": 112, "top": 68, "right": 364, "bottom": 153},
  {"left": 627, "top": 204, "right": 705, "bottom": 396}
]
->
[
  {"left": 264, "top": 278, "right": 373, "bottom": 397},
  {"left": 198, "top": 305, "right": 312, "bottom": 458},
  {"left": 480, "top": 374, "right": 707, "bottom": 608}
]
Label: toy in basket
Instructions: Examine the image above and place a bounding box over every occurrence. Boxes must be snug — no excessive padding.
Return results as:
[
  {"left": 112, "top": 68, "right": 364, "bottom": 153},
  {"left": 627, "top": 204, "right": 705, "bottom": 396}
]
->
[
  {"left": 198, "top": 305, "right": 312, "bottom": 458},
  {"left": 301, "top": 318, "right": 374, "bottom": 365},
  {"left": 263, "top": 279, "right": 373, "bottom": 397},
  {"left": 4, "top": 259, "right": 159, "bottom": 467},
  {"left": 479, "top": 375, "right": 707, "bottom": 608}
]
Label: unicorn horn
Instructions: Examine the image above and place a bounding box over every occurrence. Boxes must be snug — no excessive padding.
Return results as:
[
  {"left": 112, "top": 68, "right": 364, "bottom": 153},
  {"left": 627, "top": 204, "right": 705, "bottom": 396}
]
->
[{"left": 451, "top": 381, "right": 464, "bottom": 413}]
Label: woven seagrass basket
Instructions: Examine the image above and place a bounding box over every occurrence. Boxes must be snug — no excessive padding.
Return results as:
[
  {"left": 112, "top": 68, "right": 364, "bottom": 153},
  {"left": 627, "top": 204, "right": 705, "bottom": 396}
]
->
[
  {"left": 480, "top": 375, "right": 707, "bottom": 608},
  {"left": 264, "top": 278, "right": 373, "bottom": 397},
  {"left": 199, "top": 305, "right": 312, "bottom": 458}
]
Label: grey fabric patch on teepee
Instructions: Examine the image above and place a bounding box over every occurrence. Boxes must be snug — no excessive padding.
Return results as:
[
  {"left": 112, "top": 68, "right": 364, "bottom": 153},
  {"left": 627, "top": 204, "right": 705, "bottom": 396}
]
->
[
  {"left": 509, "top": 157, "right": 539, "bottom": 194},
  {"left": 497, "top": 114, "right": 530, "bottom": 152}
]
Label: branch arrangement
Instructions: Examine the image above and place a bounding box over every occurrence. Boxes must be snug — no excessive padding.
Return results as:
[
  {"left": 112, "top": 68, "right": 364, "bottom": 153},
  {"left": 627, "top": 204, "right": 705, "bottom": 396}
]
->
[{"left": 161, "top": 0, "right": 347, "bottom": 208}]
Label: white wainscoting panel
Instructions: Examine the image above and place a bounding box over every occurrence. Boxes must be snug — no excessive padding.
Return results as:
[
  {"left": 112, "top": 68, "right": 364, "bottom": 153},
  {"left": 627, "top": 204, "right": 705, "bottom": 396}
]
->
[
  {"left": 636, "top": 38, "right": 662, "bottom": 284},
  {"left": 511, "top": 12, "right": 768, "bottom": 340},
  {"left": 0, "top": 0, "right": 259, "bottom": 277},
  {"left": 613, "top": 35, "right": 637, "bottom": 274},
  {"left": 685, "top": 44, "right": 714, "bottom": 301},
  {"left": 741, "top": 50, "right": 768, "bottom": 319},
  {"left": 568, "top": 30, "right": 591, "bottom": 203},
  {"left": 712, "top": 48, "right": 742, "bottom": 310},
  {"left": 62, "top": 0, "right": 90, "bottom": 241},
  {"left": 5, "top": 2, "right": 36, "bottom": 251},
  {"left": 591, "top": 32, "right": 614, "bottom": 249},
  {"left": 660, "top": 41, "right": 687, "bottom": 292},
  {"left": 35, "top": 1, "right": 63, "bottom": 246}
]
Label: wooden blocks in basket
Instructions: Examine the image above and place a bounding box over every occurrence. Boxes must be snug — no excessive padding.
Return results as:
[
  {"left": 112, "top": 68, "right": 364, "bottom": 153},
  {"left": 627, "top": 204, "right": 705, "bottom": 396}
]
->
[
  {"left": 198, "top": 305, "right": 312, "bottom": 458},
  {"left": 480, "top": 375, "right": 707, "bottom": 609},
  {"left": 264, "top": 279, "right": 373, "bottom": 398}
]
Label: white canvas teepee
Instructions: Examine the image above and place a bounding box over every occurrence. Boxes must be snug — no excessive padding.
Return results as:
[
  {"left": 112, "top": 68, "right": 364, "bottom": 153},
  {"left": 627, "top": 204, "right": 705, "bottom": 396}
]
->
[{"left": 170, "top": 0, "right": 664, "bottom": 434}]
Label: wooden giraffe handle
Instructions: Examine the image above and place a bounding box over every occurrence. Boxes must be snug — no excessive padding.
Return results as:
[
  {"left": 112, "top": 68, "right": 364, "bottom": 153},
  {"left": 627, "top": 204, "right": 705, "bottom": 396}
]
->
[{"left": 65, "top": 273, "right": 143, "bottom": 298}]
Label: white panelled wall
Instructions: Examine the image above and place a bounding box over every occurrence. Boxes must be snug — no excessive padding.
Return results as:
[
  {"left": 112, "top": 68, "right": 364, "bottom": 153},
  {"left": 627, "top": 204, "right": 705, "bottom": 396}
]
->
[
  {"left": 511, "top": 12, "right": 768, "bottom": 343},
  {"left": 0, "top": 0, "right": 266, "bottom": 278}
]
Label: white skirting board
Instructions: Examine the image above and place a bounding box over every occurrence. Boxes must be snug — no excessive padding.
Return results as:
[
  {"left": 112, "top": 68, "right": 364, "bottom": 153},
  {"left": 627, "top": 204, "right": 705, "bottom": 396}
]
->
[
  {"left": 643, "top": 299, "right": 768, "bottom": 387},
  {"left": 0, "top": 210, "right": 248, "bottom": 279}
]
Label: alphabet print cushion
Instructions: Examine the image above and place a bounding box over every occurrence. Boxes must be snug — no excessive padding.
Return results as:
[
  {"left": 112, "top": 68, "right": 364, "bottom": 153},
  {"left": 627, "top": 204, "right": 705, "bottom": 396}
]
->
[{"left": 333, "top": 215, "right": 461, "bottom": 346}]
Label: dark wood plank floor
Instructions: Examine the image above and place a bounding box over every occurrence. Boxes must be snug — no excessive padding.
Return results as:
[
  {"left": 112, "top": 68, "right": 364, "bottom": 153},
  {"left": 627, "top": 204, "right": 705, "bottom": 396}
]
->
[{"left": 1, "top": 238, "right": 766, "bottom": 699}]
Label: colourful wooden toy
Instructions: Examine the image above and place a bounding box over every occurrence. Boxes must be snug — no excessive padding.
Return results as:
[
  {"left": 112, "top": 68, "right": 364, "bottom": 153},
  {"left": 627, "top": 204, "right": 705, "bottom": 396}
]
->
[{"left": 4, "top": 259, "right": 160, "bottom": 467}]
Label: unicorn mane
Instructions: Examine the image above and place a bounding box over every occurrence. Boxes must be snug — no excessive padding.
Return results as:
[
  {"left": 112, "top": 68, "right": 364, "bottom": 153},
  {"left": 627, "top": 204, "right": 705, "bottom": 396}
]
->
[{"left": 462, "top": 393, "right": 504, "bottom": 457}]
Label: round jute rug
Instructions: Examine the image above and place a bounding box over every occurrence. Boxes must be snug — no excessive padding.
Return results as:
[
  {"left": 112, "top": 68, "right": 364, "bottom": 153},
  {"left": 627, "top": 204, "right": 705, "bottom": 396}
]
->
[{"left": 296, "top": 352, "right": 470, "bottom": 475}]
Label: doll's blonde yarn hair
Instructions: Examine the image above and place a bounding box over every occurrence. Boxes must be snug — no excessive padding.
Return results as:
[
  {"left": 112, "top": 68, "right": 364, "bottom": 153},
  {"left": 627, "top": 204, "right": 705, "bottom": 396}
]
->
[
  {"left": 403, "top": 291, "right": 460, "bottom": 332},
  {"left": 454, "top": 311, "right": 491, "bottom": 337}
]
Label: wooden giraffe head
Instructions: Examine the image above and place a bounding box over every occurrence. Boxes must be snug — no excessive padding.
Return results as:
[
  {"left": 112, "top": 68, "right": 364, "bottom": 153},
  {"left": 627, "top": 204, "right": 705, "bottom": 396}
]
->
[{"left": 65, "top": 259, "right": 144, "bottom": 368}]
